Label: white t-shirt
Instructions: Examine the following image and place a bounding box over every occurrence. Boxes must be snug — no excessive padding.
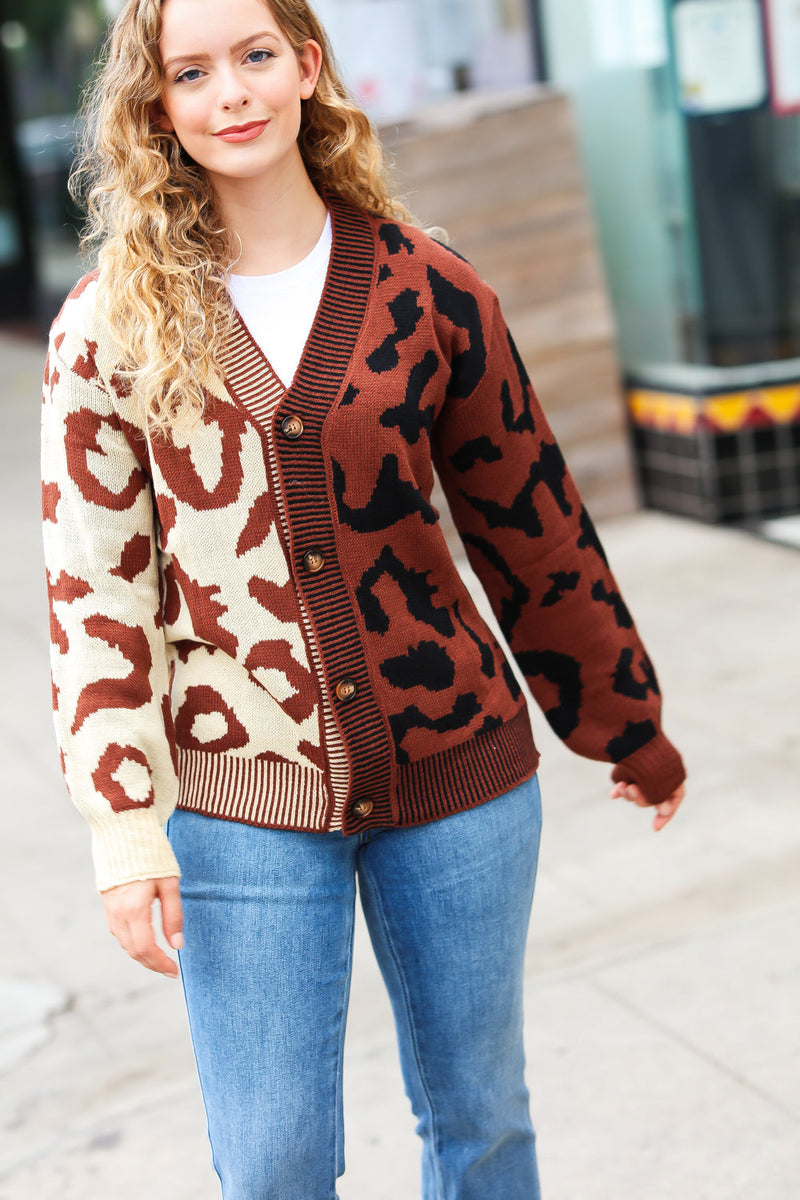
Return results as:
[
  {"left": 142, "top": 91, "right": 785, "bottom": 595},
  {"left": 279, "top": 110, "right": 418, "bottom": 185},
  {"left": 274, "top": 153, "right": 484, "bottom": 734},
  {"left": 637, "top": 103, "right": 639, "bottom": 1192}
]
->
[{"left": 228, "top": 212, "right": 332, "bottom": 389}]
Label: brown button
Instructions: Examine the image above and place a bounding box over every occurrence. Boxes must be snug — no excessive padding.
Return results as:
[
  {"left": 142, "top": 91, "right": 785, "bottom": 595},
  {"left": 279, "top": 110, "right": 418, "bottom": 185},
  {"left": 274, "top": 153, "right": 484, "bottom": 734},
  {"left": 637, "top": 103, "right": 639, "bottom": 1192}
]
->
[
  {"left": 302, "top": 549, "right": 325, "bottom": 574},
  {"left": 352, "top": 799, "right": 373, "bottom": 819},
  {"left": 334, "top": 678, "right": 357, "bottom": 703},
  {"left": 281, "top": 414, "right": 304, "bottom": 440}
]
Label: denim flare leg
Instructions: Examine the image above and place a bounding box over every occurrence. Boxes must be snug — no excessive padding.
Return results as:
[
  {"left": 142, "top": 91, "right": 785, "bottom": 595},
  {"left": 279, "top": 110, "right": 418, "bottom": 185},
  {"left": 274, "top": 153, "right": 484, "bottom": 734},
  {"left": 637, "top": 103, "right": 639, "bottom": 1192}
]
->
[{"left": 167, "top": 774, "right": 543, "bottom": 1200}]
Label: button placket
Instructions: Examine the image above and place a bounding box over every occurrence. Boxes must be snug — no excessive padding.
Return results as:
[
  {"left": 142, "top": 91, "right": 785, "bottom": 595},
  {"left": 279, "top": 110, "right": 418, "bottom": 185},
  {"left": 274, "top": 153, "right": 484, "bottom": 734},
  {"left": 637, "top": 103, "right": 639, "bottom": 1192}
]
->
[
  {"left": 280, "top": 414, "right": 304, "bottom": 440},
  {"left": 334, "top": 678, "right": 357, "bottom": 703},
  {"left": 302, "top": 549, "right": 326, "bottom": 574}
]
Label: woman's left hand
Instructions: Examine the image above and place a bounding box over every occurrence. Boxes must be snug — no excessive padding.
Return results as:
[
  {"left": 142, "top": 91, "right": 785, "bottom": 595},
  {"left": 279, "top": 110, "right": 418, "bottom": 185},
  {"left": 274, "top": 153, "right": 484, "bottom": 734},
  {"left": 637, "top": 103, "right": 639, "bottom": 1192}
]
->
[{"left": 610, "top": 781, "right": 686, "bottom": 831}]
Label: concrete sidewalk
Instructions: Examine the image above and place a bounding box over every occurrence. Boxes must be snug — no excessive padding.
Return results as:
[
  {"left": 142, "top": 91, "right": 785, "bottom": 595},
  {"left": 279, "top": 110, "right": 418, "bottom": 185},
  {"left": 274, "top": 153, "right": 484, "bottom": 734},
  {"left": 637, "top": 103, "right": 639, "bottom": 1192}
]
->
[{"left": 1, "top": 330, "right": 798, "bottom": 1199}]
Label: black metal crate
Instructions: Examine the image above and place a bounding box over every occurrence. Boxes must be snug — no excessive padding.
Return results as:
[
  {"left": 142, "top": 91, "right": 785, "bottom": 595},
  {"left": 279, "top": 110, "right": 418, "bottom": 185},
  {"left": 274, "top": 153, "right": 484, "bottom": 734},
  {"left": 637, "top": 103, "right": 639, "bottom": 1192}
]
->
[{"left": 626, "top": 364, "right": 800, "bottom": 523}]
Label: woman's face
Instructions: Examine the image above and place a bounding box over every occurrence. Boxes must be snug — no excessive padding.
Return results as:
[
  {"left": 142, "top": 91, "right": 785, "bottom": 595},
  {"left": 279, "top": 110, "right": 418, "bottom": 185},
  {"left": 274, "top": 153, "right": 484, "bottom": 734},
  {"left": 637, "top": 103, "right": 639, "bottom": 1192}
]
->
[{"left": 157, "top": 0, "right": 321, "bottom": 193}]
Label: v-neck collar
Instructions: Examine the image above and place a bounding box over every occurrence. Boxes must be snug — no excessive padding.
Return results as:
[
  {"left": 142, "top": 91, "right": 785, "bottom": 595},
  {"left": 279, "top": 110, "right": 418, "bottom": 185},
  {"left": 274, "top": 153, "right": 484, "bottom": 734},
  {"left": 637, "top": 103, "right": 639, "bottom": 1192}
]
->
[{"left": 222, "top": 194, "right": 377, "bottom": 417}]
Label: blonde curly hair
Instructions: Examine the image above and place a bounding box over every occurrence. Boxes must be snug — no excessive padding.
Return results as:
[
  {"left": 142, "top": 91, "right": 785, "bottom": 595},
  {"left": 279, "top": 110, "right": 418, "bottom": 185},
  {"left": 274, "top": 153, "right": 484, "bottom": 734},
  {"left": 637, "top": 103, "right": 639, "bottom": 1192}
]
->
[{"left": 71, "top": 0, "right": 413, "bottom": 434}]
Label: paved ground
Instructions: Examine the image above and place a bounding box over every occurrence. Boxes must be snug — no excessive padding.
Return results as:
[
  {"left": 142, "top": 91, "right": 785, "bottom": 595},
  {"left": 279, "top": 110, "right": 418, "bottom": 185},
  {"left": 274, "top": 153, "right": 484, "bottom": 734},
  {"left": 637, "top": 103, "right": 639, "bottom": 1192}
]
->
[{"left": 1, "top": 330, "right": 798, "bottom": 1198}]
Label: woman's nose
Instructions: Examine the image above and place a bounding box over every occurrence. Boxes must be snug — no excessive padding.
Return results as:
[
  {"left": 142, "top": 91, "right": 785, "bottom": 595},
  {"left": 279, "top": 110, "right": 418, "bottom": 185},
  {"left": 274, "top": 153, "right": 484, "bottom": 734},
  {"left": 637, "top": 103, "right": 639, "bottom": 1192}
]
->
[{"left": 218, "top": 69, "right": 250, "bottom": 111}]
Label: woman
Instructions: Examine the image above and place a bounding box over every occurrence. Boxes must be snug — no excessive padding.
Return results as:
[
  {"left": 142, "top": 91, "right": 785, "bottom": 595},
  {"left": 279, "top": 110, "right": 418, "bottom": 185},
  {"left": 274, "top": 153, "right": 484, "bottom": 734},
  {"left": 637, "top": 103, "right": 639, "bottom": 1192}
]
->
[{"left": 42, "top": 0, "right": 686, "bottom": 1196}]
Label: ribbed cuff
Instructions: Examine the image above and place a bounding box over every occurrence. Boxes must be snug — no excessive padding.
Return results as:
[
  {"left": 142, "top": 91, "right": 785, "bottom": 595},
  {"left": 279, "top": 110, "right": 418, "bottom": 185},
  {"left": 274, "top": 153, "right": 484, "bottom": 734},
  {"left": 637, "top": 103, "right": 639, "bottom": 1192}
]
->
[
  {"left": 89, "top": 808, "right": 181, "bottom": 893},
  {"left": 610, "top": 733, "right": 686, "bottom": 806}
]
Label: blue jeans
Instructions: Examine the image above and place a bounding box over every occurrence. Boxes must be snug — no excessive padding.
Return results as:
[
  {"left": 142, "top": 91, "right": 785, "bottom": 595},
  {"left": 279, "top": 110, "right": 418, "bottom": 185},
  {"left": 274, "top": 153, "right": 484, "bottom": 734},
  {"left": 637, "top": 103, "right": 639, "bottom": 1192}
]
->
[{"left": 167, "top": 775, "right": 543, "bottom": 1200}]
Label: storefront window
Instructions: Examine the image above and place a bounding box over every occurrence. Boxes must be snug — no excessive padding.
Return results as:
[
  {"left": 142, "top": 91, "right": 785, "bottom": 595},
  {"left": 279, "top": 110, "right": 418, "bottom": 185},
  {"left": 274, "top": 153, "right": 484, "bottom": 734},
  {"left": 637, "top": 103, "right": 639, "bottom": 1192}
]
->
[
  {"left": 316, "top": 0, "right": 534, "bottom": 122},
  {"left": 540, "top": 0, "right": 701, "bottom": 368},
  {"left": 540, "top": 0, "right": 800, "bottom": 371}
]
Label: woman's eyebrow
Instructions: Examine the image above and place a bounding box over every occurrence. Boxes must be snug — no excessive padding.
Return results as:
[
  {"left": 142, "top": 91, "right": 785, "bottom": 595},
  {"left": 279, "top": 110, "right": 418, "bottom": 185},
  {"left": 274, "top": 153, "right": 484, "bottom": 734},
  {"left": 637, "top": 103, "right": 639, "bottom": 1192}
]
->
[{"left": 163, "top": 31, "right": 280, "bottom": 71}]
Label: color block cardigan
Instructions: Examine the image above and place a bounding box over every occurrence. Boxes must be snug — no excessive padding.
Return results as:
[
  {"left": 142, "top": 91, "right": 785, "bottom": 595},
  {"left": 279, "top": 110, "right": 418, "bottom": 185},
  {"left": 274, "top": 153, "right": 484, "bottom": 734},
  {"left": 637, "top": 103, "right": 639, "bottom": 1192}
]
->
[{"left": 42, "top": 194, "right": 685, "bottom": 891}]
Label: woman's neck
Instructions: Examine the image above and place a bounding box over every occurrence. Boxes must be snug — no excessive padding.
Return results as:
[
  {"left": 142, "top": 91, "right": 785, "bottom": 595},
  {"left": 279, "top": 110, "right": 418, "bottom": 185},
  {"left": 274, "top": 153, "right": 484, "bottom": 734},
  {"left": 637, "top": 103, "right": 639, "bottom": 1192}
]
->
[{"left": 214, "top": 160, "right": 329, "bottom": 276}]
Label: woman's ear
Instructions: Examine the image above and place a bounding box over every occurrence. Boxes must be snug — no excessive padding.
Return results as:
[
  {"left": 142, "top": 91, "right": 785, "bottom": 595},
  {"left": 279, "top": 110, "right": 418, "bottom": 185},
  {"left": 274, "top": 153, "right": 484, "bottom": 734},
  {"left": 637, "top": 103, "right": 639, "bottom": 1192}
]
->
[
  {"left": 298, "top": 39, "right": 323, "bottom": 100},
  {"left": 151, "top": 102, "right": 174, "bottom": 133}
]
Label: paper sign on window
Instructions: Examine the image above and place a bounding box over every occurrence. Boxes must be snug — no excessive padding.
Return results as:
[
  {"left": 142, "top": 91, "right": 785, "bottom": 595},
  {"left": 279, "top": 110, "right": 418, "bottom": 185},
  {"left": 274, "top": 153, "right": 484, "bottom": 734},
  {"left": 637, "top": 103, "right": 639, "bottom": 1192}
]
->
[
  {"left": 672, "top": 0, "right": 768, "bottom": 114},
  {"left": 763, "top": 0, "right": 800, "bottom": 113}
]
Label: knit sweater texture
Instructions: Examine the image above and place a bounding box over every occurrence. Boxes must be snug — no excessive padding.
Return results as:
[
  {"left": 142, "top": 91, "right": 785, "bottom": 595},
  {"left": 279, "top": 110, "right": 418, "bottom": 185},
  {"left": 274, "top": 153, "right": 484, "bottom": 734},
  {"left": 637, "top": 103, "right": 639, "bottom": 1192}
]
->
[{"left": 42, "top": 195, "right": 685, "bottom": 891}]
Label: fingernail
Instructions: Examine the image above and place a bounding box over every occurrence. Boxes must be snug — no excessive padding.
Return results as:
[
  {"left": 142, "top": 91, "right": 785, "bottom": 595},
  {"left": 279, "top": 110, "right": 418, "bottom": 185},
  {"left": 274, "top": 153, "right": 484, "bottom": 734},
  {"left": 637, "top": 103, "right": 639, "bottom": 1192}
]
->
[{"left": 171, "top": 933, "right": 184, "bottom": 949}]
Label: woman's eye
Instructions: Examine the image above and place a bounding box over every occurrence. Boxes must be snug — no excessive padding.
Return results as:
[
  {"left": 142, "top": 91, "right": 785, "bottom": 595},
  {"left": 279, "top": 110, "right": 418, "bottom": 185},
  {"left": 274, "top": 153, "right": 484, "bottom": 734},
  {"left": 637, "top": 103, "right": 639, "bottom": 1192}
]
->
[
  {"left": 245, "top": 48, "right": 274, "bottom": 64},
  {"left": 175, "top": 66, "right": 203, "bottom": 84}
]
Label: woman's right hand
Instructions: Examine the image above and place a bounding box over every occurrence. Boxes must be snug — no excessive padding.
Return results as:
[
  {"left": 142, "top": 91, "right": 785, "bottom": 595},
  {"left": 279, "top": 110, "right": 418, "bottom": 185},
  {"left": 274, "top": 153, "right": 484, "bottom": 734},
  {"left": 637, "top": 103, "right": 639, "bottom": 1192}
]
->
[{"left": 101, "top": 877, "right": 183, "bottom": 978}]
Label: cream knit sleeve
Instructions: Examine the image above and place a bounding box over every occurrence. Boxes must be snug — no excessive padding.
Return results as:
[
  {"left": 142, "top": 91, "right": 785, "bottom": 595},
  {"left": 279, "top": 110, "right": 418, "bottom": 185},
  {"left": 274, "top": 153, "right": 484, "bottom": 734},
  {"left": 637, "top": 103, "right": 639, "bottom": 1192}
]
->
[{"left": 41, "top": 308, "right": 180, "bottom": 892}]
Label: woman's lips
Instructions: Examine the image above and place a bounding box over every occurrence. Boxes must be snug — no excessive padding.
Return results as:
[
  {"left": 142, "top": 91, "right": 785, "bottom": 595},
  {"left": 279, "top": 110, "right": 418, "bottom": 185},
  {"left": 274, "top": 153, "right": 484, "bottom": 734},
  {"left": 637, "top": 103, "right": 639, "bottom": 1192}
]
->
[{"left": 213, "top": 120, "right": 269, "bottom": 143}]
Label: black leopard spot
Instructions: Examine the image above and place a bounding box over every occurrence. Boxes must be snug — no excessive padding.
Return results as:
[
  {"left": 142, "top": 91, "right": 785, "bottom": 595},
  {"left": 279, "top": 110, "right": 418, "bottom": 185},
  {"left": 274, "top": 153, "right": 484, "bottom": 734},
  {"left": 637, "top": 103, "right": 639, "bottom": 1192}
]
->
[
  {"left": 459, "top": 481, "right": 542, "bottom": 538},
  {"left": 500, "top": 376, "right": 535, "bottom": 435},
  {"left": 389, "top": 693, "right": 481, "bottom": 763},
  {"left": 577, "top": 506, "right": 609, "bottom": 565},
  {"left": 501, "top": 659, "right": 522, "bottom": 702},
  {"left": 380, "top": 640, "right": 456, "bottom": 691},
  {"left": 340, "top": 383, "right": 360, "bottom": 407},
  {"left": 459, "top": 439, "right": 571, "bottom": 537},
  {"left": 453, "top": 600, "right": 495, "bottom": 678},
  {"left": 332, "top": 454, "right": 437, "bottom": 533},
  {"left": 534, "top": 442, "right": 572, "bottom": 517},
  {"left": 427, "top": 266, "right": 486, "bottom": 398},
  {"left": 380, "top": 349, "right": 439, "bottom": 444},
  {"left": 591, "top": 580, "right": 633, "bottom": 629},
  {"left": 356, "top": 547, "right": 455, "bottom": 637},
  {"left": 379, "top": 224, "right": 415, "bottom": 256},
  {"left": 541, "top": 571, "right": 580, "bottom": 608},
  {"left": 449, "top": 435, "right": 503, "bottom": 473},
  {"left": 461, "top": 534, "right": 530, "bottom": 638},
  {"left": 378, "top": 264, "right": 393, "bottom": 283},
  {"left": 516, "top": 649, "right": 582, "bottom": 740},
  {"left": 507, "top": 329, "right": 531, "bottom": 398},
  {"left": 366, "top": 290, "right": 424, "bottom": 374},
  {"left": 612, "top": 648, "right": 660, "bottom": 700},
  {"left": 606, "top": 719, "right": 657, "bottom": 760}
]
